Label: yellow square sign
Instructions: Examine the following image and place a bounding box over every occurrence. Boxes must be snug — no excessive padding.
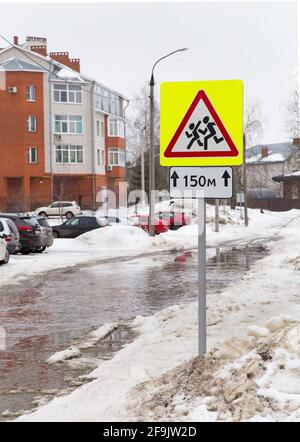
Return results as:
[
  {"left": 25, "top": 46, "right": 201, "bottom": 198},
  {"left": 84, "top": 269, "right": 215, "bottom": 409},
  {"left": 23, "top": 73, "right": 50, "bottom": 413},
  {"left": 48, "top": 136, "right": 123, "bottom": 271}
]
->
[{"left": 160, "top": 80, "right": 243, "bottom": 166}]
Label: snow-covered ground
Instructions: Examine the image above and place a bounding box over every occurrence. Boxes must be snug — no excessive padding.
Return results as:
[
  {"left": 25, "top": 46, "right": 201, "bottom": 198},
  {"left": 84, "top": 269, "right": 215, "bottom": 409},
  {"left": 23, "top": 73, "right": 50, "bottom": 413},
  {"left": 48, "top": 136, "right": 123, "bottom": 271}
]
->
[
  {"left": 16, "top": 211, "right": 300, "bottom": 422},
  {"left": 1, "top": 205, "right": 298, "bottom": 286}
]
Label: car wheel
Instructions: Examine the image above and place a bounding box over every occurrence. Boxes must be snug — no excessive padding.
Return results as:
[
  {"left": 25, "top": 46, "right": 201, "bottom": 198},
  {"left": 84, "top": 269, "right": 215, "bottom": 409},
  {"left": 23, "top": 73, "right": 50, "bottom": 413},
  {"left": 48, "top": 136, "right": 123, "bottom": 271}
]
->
[
  {"left": 20, "top": 249, "right": 30, "bottom": 255},
  {"left": 39, "top": 211, "right": 47, "bottom": 218},
  {"left": 34, "top": 247, "right": 46, "bottom": 253},
  {"left": 65, "top": 212, "right": 74, "bottom": 219},
  {"left": 52, "top": 231, "right": 59, "bottom": 239}
]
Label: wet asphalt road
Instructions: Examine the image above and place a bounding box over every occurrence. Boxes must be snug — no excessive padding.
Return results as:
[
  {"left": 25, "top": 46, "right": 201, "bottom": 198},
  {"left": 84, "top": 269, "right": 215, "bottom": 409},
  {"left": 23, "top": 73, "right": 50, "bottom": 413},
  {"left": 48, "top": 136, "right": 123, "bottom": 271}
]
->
[{"left": 0, "top": 244, "right": 267, "bottom": 419}]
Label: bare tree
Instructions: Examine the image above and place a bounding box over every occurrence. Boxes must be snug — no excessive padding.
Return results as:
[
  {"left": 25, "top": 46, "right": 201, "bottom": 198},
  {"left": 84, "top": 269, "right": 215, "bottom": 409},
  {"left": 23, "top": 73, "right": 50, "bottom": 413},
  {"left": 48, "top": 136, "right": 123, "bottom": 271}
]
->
[
  {"left": 127, "top": 84, "right": 168, "bottom": 193},
  {"left": 231, "top": 101, "right": 266, "bottom": 210},
  {"left": 284, "top": 85, "right": 300, "bottom": 138},
  {"left": 126, "top": 84, "right": 159, "bottom": 162},
  {"left": 244, "top": 100, "right": 265, "bottom": 147}
]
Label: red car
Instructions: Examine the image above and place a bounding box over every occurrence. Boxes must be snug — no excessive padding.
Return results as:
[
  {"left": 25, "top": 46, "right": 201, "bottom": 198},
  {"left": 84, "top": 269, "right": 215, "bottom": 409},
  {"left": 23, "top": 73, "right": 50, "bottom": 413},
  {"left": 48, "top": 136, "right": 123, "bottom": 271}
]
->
[
  {"left": 134, "top": 214, "right": 169, "bottom": 235},
  {"left": 155, "top": 211, "right": 191, "bottom": 230}
]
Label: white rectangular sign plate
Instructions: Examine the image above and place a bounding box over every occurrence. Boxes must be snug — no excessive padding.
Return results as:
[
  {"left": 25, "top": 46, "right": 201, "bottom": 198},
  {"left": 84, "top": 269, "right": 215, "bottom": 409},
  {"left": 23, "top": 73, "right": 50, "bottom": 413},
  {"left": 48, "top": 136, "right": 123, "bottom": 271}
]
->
[{"left": 169, "top": 167, "right": 233, "bottom": 199}]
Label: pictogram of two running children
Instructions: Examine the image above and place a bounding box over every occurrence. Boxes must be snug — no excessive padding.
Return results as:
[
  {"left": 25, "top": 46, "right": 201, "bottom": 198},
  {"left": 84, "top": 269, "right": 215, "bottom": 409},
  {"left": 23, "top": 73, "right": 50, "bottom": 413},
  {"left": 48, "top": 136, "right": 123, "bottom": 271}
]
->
[{"left": 185, "top": 116, "right": 224, "bottom": 151}]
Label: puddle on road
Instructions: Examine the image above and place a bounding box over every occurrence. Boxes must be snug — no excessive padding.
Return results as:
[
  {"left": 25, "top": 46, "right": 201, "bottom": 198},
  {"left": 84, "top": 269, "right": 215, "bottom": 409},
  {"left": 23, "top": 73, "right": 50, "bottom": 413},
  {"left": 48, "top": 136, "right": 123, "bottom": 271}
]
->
[{"left": 0, "top": 244, "right": 267, "bottom": 420}]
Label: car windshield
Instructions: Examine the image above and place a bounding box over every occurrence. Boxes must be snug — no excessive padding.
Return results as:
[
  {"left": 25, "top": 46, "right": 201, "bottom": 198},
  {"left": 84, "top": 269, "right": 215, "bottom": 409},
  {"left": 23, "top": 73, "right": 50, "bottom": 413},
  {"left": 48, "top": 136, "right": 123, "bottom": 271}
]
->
[{"left": 65, "top": 218, "right": 79, "bottom": 226}]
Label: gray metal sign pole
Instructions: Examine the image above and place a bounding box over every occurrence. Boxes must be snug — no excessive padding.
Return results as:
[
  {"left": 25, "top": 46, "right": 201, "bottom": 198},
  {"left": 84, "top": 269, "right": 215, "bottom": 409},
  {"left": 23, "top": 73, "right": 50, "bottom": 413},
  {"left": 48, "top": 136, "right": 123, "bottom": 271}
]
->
[{"left": 198, "top": 197, "right": 206, "bottom": 356}]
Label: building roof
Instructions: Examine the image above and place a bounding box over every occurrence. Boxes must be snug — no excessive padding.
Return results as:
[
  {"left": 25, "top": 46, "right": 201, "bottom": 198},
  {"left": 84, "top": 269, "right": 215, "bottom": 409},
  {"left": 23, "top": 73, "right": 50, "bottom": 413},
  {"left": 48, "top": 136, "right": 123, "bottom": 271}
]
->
[
  {"left": 0, "top": 43, "right": 126, "bottom": 99},
  {"left": 273, "top": 170, "right": 300, "bottom": 182},
  {"left": 246, "top": 142, "right": 296, "bottom": 164},
  {"left": 0, "top": 57, "right": 45, "bottom": 72}
]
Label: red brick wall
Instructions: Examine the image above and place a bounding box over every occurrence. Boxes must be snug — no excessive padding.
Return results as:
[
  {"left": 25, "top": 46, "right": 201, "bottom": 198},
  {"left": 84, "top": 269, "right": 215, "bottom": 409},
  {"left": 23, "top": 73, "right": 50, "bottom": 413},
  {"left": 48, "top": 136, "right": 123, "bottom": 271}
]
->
[
  {"left": 49, "top": 52, "right": 80, "bottom": 73},
  {"left": 104, "top": 115, "right": 126, "bottom": 184},
  {"left": 0, "top": 71, "right": 46, "bottom": 210}
]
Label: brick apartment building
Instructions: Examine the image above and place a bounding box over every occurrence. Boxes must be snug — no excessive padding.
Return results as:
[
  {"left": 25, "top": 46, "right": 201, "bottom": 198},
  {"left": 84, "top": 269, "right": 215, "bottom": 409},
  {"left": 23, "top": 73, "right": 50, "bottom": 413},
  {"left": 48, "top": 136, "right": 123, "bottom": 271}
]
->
[{"left": 0, "top": 36, "right": 126, "bottom": 211}]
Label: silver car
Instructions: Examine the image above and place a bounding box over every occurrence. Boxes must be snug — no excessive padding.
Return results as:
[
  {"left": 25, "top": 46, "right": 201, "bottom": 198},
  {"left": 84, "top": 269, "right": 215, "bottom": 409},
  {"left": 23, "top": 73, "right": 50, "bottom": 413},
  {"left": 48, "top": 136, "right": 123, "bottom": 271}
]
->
[
  {"left": 0, "top": 217, "right": 20, "bottom": 254},
  {"left": 35, "top": 201, "right": 82, "bottom": 219}
]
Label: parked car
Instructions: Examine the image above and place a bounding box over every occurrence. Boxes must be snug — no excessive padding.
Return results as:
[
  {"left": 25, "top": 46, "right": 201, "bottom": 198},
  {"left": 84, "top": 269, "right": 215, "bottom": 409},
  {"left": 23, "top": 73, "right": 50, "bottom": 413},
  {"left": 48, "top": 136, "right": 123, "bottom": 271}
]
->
[
  {"left": 35, "top": 201, "right": 82, "bottom": 219},
  {"left": 134, "top": 214, "right": 169, "bottom": 235},
  {"left": 0, "top": 238, "right": 9, "bottom": 265},
  {"left": 0, "top": 214, "right": 53, "bottom": 254},
  {"left": 0, "top": 217, "right": 20, "bottom": 254},
  {"left": 52, "top": 216, "right": 109, "bottom": 239},
  {"left": 103, "top": 216, "right": 139, "bottom": 226},
  {"left": 155, "top": 211, "right": 191, "bottom": 230}
]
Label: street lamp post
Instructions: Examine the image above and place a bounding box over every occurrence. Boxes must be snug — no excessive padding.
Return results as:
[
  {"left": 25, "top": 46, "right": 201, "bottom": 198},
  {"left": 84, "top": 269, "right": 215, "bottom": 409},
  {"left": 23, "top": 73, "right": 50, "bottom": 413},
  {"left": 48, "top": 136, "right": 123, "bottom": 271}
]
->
[{"left": 149, "top": 48, "right": 188, "bottom": 236}]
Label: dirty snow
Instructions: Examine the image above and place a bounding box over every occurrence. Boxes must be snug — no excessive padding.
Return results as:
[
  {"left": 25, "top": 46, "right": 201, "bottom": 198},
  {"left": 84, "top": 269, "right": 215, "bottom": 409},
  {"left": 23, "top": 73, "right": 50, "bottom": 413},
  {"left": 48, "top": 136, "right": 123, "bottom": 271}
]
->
[
  {"left": 16, "top": 214, "right": 300, "bottom": 422},
  {"left": 46, "top": 347, "right": 82, "bottom": 366},
  {"left": 46, "top": 323, "right": 117, "bottom": 365}
]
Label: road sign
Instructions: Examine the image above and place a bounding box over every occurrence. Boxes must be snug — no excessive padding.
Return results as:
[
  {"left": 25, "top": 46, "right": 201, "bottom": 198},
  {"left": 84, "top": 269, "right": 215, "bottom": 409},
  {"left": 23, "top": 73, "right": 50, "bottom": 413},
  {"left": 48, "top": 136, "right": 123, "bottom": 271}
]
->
[
  {"left": 160, "top": 80, "right": 243, "bottom": 167},
  {"left": 170, "top": 167, "right": 233, "bottom": 199}
]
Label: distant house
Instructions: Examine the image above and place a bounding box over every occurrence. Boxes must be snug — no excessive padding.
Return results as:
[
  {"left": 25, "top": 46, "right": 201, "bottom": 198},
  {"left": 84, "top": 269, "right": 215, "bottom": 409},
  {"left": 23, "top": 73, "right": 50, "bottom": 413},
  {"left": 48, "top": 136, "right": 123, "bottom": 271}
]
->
[
  {"left": 273, "top": 171, "right": 300, "bottom": 201},
  {"left": 246, "top": 138, "right": 300, "bottom": 210}
]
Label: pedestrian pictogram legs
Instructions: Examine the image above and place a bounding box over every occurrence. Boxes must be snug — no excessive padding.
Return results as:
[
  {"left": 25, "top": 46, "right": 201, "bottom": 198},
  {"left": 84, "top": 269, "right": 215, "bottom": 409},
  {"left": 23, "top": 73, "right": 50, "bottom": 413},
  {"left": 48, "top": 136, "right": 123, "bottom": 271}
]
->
[{"left": 185, "top": 116, "right": 224, "bottom": 151}]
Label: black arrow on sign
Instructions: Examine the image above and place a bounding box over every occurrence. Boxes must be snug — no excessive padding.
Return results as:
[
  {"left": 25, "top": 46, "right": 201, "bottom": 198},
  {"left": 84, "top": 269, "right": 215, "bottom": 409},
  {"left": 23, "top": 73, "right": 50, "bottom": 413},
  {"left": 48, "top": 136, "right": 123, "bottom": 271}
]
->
[
  {"left": 170, "top": 170, "right": 179, "bottom": 187},
  {"left": 222, "top": 170, "right": 231, "bottom": 187}
]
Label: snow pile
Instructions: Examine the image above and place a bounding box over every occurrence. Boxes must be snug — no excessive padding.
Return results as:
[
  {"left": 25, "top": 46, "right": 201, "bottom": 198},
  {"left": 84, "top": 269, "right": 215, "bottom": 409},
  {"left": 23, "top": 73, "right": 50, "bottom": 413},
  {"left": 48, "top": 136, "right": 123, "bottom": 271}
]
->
[
  {"left": 56, "top": 68, "right": 83, "bottom": 81},
  {"left": 75, "top": 225, "right": 156, "bottom": 250},
  {"left": 125, "top": 316, "right": 300, "bottom": 422},
  {"left": 260, "top": 153, "right": 285, "bottom": 163},
  {"left": 46, "top": 323, "right": 118, "bottom": 366},
  {"left": 46, "top": 347, "right": 81, "bottom": 366}
]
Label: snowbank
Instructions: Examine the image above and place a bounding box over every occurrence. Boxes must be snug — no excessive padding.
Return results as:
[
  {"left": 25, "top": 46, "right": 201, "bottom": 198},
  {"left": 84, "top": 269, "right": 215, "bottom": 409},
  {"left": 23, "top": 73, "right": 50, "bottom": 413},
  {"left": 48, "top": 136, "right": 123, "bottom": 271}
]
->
[{"left": 127, "top": 317, "right": 300, "bottom": 422}]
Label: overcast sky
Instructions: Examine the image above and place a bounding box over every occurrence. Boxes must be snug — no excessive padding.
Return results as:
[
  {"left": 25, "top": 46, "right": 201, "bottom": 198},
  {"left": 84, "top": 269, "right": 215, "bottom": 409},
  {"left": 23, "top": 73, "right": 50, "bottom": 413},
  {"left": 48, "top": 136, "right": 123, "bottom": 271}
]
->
[{"left": 0, "top": 1, "right": 298, "bottom": 144}]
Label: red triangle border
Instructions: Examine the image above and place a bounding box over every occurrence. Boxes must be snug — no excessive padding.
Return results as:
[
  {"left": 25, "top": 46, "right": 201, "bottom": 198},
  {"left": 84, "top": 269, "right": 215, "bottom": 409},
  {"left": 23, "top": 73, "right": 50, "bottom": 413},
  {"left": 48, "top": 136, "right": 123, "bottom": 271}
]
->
[{"left": 164, "top": 90, "right": 239, "bottom": 158}]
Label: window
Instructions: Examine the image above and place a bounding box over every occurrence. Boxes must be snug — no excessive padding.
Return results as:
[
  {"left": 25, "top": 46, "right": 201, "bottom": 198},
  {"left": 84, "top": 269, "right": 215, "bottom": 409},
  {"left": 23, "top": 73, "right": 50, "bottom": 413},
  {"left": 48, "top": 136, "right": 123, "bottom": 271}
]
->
[
  {"left": 27, "top": 116, "right": 37, "bottom": 132},
  {"left": 54, "top": 115, "right": 83, "bottom": 134},
  {"left": 65, "top": 218, "right": 80, "bottom": 226},
  {"left": 55, "top": 145, "right": 83, "bottom": 164},
  {"left": 96, "top": 121, "right": 100, "bottom": 136},
  {"left": 101, "top": 122, "right": 104, "bottom": 137},
  {"left": 97, "top": 149, "right": 105, "bottom": 166},
  {"left": 94, "top": 85, "right": 124, "bottom": 117},
  {"left": 28, "top": 147, "right": 38, "bottom": 164},
  {"left": 108, "top": 118, "right": 125, "bottom": 137},
  {"left": 53, "top": 84, "right": 82, "bottom": 103},
  {"left": 26, "top": 85, "right": 36, "bottom": 101},
  {"left": 108, "top": 148, "right": 125, "bottom": 167},
  {"left": 79, "top": 217, "right": 93, "bottom": 226},
  {"left": 50, "top": 203, "right": 60, "bottom": 208}
]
